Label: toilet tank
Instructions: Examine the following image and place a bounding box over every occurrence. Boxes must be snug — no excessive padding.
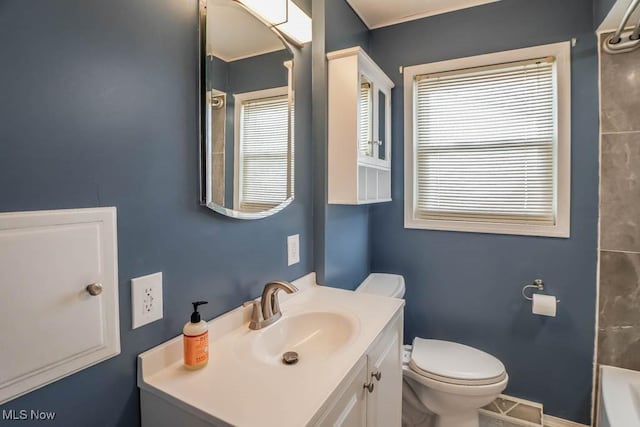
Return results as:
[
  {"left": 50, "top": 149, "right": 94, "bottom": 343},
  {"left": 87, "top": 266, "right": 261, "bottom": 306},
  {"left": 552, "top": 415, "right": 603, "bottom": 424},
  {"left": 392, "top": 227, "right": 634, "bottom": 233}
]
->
[{"left": 356, "top": 273, "right": 406, "bottom": 299}]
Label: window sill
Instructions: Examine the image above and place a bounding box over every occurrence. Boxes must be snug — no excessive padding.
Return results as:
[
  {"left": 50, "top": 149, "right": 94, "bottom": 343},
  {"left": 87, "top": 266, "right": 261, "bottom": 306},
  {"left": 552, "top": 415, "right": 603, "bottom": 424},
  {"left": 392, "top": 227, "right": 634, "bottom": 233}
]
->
[{"left": 404, "top": 216, "right": 569, "bottom": 238}]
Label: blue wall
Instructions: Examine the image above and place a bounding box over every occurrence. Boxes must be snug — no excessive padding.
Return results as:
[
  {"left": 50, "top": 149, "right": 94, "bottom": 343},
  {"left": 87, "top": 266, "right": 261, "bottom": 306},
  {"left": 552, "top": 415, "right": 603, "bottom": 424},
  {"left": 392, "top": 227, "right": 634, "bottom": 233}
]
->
[
  {"left": 0, "top": 0, "right": 601, "bottom": 424},
  {"left": 0, "top": 0, "right": 313, "bottom": 425},
  {"left": 314, "top": 0, "right": 372, "bottom": 289},
  {"left": 227, "top": 49, "right": 291, "bottom": 93},
  {"left": 594, "top": 0, "right": 618, "bottom": 28},
  {"left": 368, "top": 0, "right": 599, "bottom": 423}
]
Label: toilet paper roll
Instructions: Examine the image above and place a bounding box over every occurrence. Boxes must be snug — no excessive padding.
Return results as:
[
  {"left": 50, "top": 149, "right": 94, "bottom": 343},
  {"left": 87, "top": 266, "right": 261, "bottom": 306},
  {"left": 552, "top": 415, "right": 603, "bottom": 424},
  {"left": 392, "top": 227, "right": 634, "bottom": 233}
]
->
[{"left": 532, "top": 293, "right": 557, "bottom": 317}]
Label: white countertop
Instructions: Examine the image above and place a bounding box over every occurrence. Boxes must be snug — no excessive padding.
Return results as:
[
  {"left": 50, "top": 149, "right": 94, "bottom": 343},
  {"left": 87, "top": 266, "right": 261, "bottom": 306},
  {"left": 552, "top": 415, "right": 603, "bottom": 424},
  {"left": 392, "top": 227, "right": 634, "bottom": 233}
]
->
[{"left": 138, "top": 274, "right": 404, "bottom": 427}]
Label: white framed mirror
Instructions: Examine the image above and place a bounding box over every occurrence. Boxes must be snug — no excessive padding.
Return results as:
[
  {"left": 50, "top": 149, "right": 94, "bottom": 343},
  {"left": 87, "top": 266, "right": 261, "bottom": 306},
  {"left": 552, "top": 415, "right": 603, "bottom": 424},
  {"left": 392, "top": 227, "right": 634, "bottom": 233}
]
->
[{"left": 199, "top": 0, "right": 295, "bottom": 219}]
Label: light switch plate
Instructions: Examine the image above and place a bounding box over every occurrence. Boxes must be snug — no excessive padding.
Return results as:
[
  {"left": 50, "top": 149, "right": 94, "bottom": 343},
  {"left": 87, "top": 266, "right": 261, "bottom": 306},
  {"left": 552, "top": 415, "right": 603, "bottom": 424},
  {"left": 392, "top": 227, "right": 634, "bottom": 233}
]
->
[
  {"left": 287, "top": 234, "right": 300, "bottom": 266},
  {"left": 131, "top": 272, "right": 163, "bottom": 329}
]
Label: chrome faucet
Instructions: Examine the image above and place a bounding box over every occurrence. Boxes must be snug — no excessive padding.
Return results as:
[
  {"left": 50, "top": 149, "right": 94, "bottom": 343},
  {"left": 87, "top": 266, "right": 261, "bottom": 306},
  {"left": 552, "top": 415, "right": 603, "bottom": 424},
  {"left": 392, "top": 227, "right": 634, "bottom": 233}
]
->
[{"left": 243, "top": 281, "right": 298, "bottom": 330}]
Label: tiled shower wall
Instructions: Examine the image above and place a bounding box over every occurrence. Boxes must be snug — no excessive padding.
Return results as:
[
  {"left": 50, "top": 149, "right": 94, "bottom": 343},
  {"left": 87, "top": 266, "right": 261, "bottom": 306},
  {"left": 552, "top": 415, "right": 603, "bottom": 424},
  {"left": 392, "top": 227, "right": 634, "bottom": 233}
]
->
[{"left": 597, "top": 33, "right": 640, "bottom": 371}]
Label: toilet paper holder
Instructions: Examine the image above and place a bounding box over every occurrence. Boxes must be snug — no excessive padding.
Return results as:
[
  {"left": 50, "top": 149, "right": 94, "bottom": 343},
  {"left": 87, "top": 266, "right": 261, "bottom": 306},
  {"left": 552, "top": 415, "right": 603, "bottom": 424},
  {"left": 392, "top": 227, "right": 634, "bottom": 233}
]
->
[{"left": 521, "top": 279, "right": 560, "bottom": 303}]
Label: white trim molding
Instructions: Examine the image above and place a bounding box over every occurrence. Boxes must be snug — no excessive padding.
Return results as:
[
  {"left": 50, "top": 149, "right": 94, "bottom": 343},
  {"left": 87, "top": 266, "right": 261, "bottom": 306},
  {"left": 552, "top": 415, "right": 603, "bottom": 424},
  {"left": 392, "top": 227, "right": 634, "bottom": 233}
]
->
[{"left": 403, "top": 41, "right": 572, "bottom": 238}]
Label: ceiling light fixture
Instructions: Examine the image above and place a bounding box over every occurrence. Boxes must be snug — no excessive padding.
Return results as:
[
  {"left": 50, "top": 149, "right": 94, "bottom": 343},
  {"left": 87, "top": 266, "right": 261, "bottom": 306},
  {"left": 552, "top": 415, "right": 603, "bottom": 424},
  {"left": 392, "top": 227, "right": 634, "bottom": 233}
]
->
[
  {"left": 237, "top": 0, "right": 288, "bottom": 26},
  {"left": 238, "top": 0, "right": 312, "bottom": 45}
]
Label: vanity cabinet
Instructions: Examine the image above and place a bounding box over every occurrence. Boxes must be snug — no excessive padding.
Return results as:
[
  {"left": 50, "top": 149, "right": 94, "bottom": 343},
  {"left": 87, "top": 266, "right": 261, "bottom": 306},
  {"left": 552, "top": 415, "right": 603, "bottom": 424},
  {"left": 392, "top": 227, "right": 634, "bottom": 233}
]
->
[
  {"left": 327, "top": 47, "right": 394, "bottom": 205},
  {"left": 138, "top": 282, "right": 404, "bottom": 427},
  {"left": 312, "top": 312, "right": 403, "bottom": 427}
]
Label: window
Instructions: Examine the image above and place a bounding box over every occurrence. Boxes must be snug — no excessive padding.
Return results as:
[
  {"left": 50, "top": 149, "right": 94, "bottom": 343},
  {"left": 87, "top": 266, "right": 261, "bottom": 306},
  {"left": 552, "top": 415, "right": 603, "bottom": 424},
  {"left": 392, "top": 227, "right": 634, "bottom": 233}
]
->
[
  {"left": 234, "top": 87, "right": 294, "bottom": 212},
  {"left": 404, "top": 42, "right": 571, "bottom": 237}
]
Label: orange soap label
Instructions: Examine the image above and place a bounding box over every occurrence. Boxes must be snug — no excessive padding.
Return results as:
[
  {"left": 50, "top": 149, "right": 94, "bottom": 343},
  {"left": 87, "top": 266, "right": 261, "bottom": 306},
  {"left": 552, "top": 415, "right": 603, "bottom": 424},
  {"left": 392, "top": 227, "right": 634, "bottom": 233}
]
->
[{"left": 184, "top": 332, "right": 209, "bottom": 366}]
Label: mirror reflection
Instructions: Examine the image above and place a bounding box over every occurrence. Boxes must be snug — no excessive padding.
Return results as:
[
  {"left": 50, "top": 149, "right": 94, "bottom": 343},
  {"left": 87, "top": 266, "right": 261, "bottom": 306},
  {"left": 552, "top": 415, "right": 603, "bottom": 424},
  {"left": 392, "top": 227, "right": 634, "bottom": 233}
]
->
[{"left": 201, "top": 0, "right": 294, "bottom": 218}]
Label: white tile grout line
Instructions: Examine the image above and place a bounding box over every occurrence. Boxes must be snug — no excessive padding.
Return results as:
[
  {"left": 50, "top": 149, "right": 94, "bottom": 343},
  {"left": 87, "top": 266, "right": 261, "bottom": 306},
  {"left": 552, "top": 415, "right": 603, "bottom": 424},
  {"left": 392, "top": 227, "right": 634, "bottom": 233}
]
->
[
  {"left": 599, "top": 248, "right": 640, "bottom": 254},
  {"left": 601, "top": 130, "right": 640, "bottom": 135}
]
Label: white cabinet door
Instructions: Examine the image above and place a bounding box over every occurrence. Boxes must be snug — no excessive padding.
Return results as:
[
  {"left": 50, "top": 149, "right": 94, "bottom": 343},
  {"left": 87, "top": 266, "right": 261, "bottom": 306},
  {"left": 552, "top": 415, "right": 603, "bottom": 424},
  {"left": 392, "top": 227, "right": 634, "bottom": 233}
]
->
[
  {"left": 0, "top": 207, "right": 119, "bottom": 404},
  {"left": 366, "top": 317, "right": 402, "bottom": 427},
  {"left": 315, "top": 359, "right": 367, "bottom": 427}
]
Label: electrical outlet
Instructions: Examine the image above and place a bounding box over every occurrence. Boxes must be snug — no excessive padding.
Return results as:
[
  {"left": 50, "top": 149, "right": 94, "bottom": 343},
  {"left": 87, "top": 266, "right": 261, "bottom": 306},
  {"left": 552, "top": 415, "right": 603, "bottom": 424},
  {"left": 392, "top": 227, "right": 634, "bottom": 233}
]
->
[
  {"left": 131, "top": 272, "right": 163, "bottom": 329},
  {"left": 287, "top": 234, "right": 300, "bottom": 266}
]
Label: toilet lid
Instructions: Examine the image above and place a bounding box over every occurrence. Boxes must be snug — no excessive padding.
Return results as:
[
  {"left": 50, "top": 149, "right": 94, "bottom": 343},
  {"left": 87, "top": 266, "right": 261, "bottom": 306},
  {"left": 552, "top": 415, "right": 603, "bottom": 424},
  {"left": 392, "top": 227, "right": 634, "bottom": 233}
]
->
[{"left": 409, "top": 338, "right": 506, "bottom": 386}]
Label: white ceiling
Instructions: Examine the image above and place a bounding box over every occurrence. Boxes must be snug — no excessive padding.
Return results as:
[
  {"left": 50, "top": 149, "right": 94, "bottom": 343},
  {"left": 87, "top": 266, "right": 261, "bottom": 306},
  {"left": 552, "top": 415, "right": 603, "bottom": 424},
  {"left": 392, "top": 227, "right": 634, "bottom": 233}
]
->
[
  {"left": 345, "top": 0, "right": 501, "bottom": 29},
  {"left": 207, "top": 0, "right": 285, "bottom": 62}
]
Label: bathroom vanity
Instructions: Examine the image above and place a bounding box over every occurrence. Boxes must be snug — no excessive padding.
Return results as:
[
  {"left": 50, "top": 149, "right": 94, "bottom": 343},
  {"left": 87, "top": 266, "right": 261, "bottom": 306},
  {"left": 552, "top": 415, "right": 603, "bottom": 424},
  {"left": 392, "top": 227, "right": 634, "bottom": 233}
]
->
[{"left": 137, "top": 274, "right": 404, "bottom": 427}]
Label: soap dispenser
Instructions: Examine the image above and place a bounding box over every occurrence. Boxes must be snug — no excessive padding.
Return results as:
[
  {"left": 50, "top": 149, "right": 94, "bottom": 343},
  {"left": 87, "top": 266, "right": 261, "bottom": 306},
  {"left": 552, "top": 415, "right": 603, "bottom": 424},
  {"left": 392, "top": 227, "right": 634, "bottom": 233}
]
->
[{"left": 183, "top": 301, "right": 209, "bottom": 370}]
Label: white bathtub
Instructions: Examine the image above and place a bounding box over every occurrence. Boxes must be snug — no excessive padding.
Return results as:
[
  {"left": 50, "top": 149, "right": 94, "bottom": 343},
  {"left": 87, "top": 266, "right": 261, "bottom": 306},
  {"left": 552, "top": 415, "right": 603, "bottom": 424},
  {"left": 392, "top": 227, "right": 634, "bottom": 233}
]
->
[{"left": 599, "top": 365, "right": 640, "bottom": 427}]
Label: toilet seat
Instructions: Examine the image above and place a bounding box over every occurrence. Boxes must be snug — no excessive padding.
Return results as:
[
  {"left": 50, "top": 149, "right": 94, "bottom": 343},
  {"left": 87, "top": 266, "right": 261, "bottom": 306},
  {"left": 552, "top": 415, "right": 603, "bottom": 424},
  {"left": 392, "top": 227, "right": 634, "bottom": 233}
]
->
[
  {"left": 408, "top": 338, "right": 507, "bottom": 386},
  {"left": 403, "top": 365, "right": 509, "bottom": 397}
]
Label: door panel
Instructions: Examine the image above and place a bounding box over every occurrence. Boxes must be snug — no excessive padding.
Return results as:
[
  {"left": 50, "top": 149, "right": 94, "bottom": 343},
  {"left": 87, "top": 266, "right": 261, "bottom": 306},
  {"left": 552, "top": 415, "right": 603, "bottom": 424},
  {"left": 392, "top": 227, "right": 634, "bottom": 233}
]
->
[
  {"left": 366, "top": 318, "right": 402, "bottom": 427},
  {"left": 315, "top": 359, "right": 367, "bottom": 427}
]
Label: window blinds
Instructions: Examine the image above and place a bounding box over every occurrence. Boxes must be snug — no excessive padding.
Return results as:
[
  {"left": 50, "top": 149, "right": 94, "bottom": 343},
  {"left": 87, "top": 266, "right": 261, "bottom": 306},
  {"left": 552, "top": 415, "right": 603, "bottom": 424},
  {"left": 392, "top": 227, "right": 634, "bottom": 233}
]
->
[
  {"left": 359, "top": 82, "right": 372, "bottom": 156},
  {"left": 239, "top": 94, "right": 293, "bottom": 212},
  {"left": 414, "top": 58, "right": 556, "bottom": 225}
]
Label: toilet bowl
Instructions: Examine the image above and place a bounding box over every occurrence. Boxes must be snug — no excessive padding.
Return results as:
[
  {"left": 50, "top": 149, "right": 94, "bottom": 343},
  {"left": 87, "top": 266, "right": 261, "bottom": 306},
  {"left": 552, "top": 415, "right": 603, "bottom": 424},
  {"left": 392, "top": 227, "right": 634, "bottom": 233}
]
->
[{"left": 356, "top": 274, "right": 508, "bottom": 427}]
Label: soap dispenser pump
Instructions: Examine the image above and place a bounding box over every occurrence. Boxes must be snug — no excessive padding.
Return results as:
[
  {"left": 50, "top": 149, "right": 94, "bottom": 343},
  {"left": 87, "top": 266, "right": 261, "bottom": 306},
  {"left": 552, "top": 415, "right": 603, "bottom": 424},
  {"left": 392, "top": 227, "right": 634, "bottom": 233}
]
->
[{"left": 183, "top": 301, "right": 209, "bottom": 370}]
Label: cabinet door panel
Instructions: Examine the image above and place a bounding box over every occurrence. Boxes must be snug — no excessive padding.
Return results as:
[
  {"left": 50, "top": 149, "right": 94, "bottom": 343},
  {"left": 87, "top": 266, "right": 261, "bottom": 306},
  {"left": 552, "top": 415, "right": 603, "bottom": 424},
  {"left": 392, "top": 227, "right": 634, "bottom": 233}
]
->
[
  {"left": 315, "top": 360, "right": 367, "bottom": 427},
  {"left": 366, "top": 319, "right": 402, "bottom": 427},
  {"left": 0, "top": 207, "right": 119, "bottom": 404}
]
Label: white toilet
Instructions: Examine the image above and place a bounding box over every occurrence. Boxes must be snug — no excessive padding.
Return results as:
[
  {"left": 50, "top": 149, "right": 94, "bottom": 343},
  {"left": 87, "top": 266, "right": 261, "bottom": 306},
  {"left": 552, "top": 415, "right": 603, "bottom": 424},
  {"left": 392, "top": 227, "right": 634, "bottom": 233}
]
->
[{"left": 356, "top": 274, "right": 508, "bottom": 427}]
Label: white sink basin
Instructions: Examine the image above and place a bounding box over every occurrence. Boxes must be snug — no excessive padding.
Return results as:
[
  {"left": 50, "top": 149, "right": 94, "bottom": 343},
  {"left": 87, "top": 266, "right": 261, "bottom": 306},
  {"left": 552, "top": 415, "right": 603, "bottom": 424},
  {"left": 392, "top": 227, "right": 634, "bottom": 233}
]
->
[{"left": 245, "top": 311, "right": 356, "bottom": 366}]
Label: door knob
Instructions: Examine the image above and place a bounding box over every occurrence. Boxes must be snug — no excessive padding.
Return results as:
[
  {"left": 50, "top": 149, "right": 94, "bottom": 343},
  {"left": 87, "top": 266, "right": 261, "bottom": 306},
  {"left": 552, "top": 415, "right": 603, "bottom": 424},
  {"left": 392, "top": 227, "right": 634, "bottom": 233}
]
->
[
  {"left": 86, "top": 283, "right": 103, "bottom": 296},
  {"left": 363, "top": 382, "right": 375, "bottom": 393},
  {"left": 372, "top": 371, "right": 382, "bottom": 381}
]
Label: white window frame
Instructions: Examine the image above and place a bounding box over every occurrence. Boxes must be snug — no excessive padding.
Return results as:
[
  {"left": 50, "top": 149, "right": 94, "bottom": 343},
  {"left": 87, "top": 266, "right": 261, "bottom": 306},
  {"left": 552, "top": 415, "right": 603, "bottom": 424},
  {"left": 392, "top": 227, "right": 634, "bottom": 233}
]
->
[
  {"left": 404, "top": 41, "right": 571, "bottom": 238},
  {"left": 233, "top": 86, "right": 290, "bottom": 211}
]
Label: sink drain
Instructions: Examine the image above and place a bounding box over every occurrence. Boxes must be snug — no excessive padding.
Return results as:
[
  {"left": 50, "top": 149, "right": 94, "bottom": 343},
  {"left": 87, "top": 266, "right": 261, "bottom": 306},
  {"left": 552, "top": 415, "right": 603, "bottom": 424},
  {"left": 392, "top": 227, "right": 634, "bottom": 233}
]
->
[{"left": 282, "top": 351, "right": 299, "bottom": 365}]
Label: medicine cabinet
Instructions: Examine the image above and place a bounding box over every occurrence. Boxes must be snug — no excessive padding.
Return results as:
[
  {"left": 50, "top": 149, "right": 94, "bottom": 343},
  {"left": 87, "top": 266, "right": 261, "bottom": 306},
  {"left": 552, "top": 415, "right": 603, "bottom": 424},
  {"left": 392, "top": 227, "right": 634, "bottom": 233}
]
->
[{"left": 327, "top": 47, "right": 394, "bottom": 204}]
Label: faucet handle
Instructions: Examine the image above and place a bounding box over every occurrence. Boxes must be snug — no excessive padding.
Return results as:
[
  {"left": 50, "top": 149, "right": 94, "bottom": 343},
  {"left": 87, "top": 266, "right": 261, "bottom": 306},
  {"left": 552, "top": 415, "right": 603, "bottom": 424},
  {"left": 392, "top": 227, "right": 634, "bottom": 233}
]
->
[
  {"left": 271, "top": 293, "right": 281, "bottom": 317},
  {"left": 242, "top": 300, "right": 263, "bottom": 330}
]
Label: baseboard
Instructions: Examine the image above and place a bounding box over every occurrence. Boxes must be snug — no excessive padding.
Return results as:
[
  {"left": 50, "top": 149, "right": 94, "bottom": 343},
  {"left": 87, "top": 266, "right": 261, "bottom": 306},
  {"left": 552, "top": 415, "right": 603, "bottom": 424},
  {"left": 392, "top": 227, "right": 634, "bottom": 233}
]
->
[{"left": 543, "top": 415, "right": 589, "bottom": 427}]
